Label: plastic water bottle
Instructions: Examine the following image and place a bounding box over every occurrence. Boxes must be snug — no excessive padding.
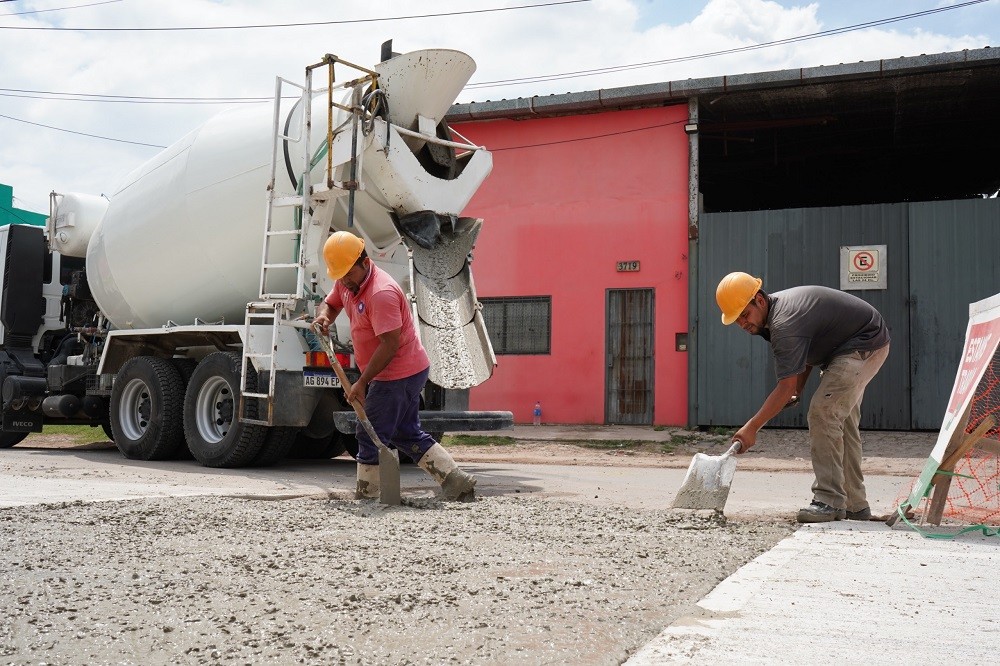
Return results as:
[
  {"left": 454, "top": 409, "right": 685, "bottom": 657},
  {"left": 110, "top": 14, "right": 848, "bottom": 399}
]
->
[{"left": 533, "top": 401, "right": 542, "bottom": 426}]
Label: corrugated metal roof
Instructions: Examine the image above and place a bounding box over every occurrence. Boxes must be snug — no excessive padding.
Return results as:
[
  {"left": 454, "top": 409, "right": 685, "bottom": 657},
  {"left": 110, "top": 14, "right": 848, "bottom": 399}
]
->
[
  {"left": 447, "top": 46, "right": 1000, "bottom": 210},
  {"left": 448, "top": 46, "right": 1000, "bottom": 121}
]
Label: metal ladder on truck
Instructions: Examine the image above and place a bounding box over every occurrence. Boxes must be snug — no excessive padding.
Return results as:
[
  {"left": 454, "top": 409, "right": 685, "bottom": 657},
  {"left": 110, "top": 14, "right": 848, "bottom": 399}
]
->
[{"left": 239, "top": 55, "right": 378, "bottom": 425}]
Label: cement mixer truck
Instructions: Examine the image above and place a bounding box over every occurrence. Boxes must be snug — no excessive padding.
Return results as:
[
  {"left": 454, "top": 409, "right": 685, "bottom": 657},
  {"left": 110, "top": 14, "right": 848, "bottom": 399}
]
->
[{"left": 0, "top": 46, "right": 511, "bottom": 467}]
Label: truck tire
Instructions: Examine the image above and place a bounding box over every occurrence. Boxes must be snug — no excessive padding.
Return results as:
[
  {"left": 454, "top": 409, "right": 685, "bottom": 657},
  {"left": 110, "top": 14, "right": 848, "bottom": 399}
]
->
[
  {"left": 252, "top": 427, "right": 298, "bottom": 466},
  {"left": 172, "top": 358, "right": 198, "bottom": 385},
  {"left": 110, "top": 356, "right": 186, "bottom": 460},
  {"left": 183, "top": 352, "right": 266, "bottom": 468},
  {"left": 170, "top": 358, "right": 198, "bottom": 460},
  {"left": 0, "top": 431, "right": 29, "bottom": 448}
]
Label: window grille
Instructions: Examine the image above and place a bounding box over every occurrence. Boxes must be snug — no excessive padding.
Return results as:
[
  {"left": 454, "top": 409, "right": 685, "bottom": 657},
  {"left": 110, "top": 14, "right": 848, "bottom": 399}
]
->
[{"left": 480, "top": 296, "right": 551, "bottom": 355}]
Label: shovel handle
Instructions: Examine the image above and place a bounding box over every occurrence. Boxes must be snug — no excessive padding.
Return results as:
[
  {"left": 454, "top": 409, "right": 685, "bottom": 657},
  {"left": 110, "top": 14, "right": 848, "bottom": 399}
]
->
[
  {"left": 311, "top": 324, "right": 365, "bottom": 414},
  {"left": 726, "top": 441, "right": 742, "bottom": 456},
  {"left": 310, "top": 323, "right": 388, "bottom": 452}
]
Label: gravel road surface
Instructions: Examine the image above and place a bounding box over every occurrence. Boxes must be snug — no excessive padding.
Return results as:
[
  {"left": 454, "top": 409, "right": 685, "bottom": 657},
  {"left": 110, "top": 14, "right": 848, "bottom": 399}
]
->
[
  {"left": 2, "top": 494, "right": 791, "bottom": 665},
  {"left": 2, "top": 427, "right": 933, "bottom": 664}
]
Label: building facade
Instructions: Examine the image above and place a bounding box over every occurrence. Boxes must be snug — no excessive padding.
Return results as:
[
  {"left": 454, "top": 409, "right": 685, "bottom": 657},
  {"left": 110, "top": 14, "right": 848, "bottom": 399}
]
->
[
  {"left": 453, "top": 107, "right": 690, "bottom": 426},
  {"left": 450, "top": 47, "right": 1000, "bottom": 429}
]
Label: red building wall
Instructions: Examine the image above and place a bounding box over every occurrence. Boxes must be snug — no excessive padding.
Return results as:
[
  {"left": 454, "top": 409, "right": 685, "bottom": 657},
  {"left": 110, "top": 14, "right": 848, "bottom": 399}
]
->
[{"left": 452, "top": 105, "right": 690, "bottom": 425}]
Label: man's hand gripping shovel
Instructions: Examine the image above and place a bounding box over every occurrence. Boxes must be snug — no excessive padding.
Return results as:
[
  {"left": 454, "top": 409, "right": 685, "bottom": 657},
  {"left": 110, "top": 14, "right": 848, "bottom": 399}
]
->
[{"left": 310, "top": 322, "right": 402, "bottom": 506}]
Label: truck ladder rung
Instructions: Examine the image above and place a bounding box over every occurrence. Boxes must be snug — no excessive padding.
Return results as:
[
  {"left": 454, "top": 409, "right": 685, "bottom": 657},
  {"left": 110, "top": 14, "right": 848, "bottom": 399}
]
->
[
  {"left": 266, "top": 229, "right": 302, "bottom": 237},
  {"left": 247, "top": 301, "right": 296, "bottom": 310},
  {"left": 242, "top": 391, "right": 270, "bottom": 400},
  {"left": 271, "top": 196, "right": 305, "bottom": 207},
  {"left": 239, "top": 417, "right": 273, "bottom": 426}
]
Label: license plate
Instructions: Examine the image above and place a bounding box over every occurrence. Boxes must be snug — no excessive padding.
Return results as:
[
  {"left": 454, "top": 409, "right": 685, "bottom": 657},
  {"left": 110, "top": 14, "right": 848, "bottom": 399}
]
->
[{"left": 303, "top": 372, "right": 340, "bottom": 388}]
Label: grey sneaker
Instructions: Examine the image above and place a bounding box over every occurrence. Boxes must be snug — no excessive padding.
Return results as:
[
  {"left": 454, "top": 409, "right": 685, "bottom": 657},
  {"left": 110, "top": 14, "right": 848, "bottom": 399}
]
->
[
  {"left": 797, "top": 501, "right": 846, "bottom": 523},
  {"left": 846, "top": 507, "right": 872, "bottom": 521}
]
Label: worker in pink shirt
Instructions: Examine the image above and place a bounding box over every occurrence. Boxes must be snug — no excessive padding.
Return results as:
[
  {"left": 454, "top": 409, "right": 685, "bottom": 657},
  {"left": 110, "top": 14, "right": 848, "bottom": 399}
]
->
[{"left": 313, "top": 231, "right": 477, "bottom": 501}]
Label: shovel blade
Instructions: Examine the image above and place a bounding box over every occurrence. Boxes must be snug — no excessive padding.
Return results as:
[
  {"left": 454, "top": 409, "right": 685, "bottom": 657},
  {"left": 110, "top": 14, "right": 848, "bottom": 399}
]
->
[
  {"left": 671, "top": 449, "right": 739, "bottom": 511},
  {"left": 378, "top": 446, "right": 402, "bottom": 506}
]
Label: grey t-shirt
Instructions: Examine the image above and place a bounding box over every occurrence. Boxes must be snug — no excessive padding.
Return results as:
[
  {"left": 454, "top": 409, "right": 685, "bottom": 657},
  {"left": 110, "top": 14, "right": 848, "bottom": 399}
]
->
[{"left": 763, "top": 285, "right": 890, "bottom": 380}]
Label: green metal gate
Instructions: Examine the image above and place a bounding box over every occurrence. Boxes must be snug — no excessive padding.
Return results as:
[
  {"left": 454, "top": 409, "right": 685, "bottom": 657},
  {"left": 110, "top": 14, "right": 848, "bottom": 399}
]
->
[{"left": 696, "top": 199, "right": 1000, "bottom": 430}]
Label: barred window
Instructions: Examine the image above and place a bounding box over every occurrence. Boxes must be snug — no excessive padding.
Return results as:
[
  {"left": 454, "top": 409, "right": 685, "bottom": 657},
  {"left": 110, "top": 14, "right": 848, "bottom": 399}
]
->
[{"left": 480, "top": 296, "right": 551, "bottom": 355}]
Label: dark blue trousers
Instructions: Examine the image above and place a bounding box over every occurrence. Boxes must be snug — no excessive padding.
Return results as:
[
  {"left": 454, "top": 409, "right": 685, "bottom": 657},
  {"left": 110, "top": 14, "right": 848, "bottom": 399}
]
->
[{"left": 355, "top": 367, "right": 437, "bottom": 465}]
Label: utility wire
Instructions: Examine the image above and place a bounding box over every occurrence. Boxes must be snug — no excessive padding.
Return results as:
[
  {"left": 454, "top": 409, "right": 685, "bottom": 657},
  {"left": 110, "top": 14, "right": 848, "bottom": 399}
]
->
[
  {"left": 0, "top": 0, "right": 990, "bottom": 145},
  {"left": 491, "top": 117, "right": 690, "bottom": 152},
  {"left": 0, "top": 89, "right": 271, "bottom": 104},
  {"left": 467, "top": 0, "right": 995, "bottom": 89},
  {"left": 0, "top": 0, "right": 590, "bottom": 30},
  {"left": 12, "top": 195, "right": 48, "bottom": 213},
  {"left": 0, "top": 112, "right": 166, "bottom": 148},
  {"left": 2, "top": 0, "right": 991, "bottom": 105},
  {"left": 0, "top": 203, "right": 40, "bottom": 226},
  {"left": 0, "top": 1, "right": 122, "bottom": 17}
]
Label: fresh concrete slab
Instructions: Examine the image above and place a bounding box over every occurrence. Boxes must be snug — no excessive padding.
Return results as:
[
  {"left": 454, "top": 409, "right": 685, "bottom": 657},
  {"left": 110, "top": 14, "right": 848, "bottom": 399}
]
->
[{"left": 627, "top": 521, "right": 1000, "bottom": 665}]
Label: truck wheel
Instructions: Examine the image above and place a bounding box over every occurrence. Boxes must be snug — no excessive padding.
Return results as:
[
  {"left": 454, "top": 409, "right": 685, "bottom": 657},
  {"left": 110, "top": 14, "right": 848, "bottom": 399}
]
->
[
  {"left": 0, "top": 431, "right": 29, "bottom": 448},
  {"left": 110, "top": 356, "right": 186, "bottom": 460},
  {"left": 183, "top": 352, "right": 266, "bottom": 468},
  {"left": 252, "top": 427, "right": 298, "bottom": 466},
  {"left": 101, "top": 421, "right": 114, "bottom": 442}
]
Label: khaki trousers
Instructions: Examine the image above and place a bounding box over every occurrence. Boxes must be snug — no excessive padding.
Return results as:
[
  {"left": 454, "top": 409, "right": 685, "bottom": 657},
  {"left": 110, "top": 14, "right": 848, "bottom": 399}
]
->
[{"left": 806, "top": 344, "right": 890, "bottom": 511}]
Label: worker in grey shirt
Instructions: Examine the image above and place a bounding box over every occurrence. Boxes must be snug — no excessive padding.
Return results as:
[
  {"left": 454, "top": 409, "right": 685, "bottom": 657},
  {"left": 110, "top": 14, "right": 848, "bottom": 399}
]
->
[{"left": 716, "top": 272, "right": 890, "bottom": 523}]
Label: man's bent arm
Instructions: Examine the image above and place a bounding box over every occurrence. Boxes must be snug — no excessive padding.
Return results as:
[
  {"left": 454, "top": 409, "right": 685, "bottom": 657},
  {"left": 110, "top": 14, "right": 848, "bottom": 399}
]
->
[
  {"left": 733, "top": 375, "right": 798, "bottom": 452},
  {"left": 794, "top": 366, "right": 812, "bottom": 396}
]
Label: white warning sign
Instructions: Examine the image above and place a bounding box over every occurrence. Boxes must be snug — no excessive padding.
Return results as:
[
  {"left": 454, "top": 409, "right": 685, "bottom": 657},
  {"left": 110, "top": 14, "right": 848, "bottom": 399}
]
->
[{"left": 840, "top": 244, "right": 887, "bottom": 291}]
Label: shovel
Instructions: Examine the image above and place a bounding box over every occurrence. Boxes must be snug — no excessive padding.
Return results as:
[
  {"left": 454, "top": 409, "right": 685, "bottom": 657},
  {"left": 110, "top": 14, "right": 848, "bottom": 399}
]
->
[
  {"left": 671, "top": 442, "right": 741, "bottom": 512},
  {"left": 310, "top": 323, "right": 402, "bottom": 506}
]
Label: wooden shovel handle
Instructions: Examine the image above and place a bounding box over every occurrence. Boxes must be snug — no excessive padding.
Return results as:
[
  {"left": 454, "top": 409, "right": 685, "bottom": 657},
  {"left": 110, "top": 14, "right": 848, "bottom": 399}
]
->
[{"left": 311, "top": 323, "right": 369, "bottom": 421}]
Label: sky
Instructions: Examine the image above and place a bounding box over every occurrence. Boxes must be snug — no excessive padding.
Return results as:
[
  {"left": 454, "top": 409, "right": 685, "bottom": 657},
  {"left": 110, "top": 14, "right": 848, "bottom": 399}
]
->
[{"left": 1, "top": 0, "right": 997, "bottom": 216}]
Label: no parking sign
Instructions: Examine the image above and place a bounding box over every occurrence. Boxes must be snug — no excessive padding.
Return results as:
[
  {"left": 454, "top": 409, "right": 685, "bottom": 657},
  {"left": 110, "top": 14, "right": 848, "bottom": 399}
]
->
[{"left": 840, "top": 244, "right": 887, "bottom": 290}]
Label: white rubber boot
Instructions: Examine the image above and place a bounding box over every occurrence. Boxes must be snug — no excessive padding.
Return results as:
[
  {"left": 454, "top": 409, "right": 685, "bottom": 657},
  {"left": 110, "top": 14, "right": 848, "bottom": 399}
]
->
[
  {"left": 417, "top": 443, "right": 477, "bottom": 501},
  {"left": 356, "top": 463, "right": 379, "bottom": 499}
]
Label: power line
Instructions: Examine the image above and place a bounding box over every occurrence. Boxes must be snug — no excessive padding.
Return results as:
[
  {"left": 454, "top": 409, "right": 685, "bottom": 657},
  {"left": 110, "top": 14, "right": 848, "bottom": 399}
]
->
[
  {"left": 1, "top": 0, "right": 991, "bottom": 145},
  {"left": 466, "top": 0, "right": 995, "bottom": 89},
  {"left": 491, "top": 117, "right": 690, "bottom": 152},
  {"left": 0, "top": 112, "right": 165, "bottom": 148},
  {"left": 12, "top": 195, "right": 48, "bottom": 213},
  {"left": 2, "top": 0, "right": 991, "bottom": 106},
  {"left": 0, "top": 0, "right": 590, "bottom": 31},
  {"left": 0, "top": 89, "right": 271, "bottom": 104},
  {"left": 0, "top": 1, "right": 122, "bottom": 17},
  {"left": 0, "top": 203, "right": 41, "bottom": 225}
]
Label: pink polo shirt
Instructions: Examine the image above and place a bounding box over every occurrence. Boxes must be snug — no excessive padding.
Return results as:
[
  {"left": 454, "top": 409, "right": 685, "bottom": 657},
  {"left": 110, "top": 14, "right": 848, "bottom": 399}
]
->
[{"left": 325, "top": 263, "right": 430, "bottom": 381}]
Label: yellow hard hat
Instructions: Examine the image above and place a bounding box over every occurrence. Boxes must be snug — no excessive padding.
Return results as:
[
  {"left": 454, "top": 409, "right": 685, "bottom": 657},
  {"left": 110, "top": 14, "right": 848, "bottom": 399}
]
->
[
  {"left": 716, "top": 272, "right": 763, "bottom": 325},
  {"left": 323, "top": 231, "right": 365, "bottom": 280}
]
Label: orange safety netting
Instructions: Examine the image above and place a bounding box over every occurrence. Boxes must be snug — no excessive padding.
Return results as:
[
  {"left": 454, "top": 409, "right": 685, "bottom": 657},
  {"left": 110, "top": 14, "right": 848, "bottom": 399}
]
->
[{"left": 896, "top": 346, "right": 1000, "bottom": 528}]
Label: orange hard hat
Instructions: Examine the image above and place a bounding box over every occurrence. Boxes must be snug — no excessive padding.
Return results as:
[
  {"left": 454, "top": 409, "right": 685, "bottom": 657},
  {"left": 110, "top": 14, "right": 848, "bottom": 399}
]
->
[
  {"left": 323, "top": 231, "right": 365, "bottom": 280},
  {"left": 716, "top": 272, "right": 763, "bottom": 325}
]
